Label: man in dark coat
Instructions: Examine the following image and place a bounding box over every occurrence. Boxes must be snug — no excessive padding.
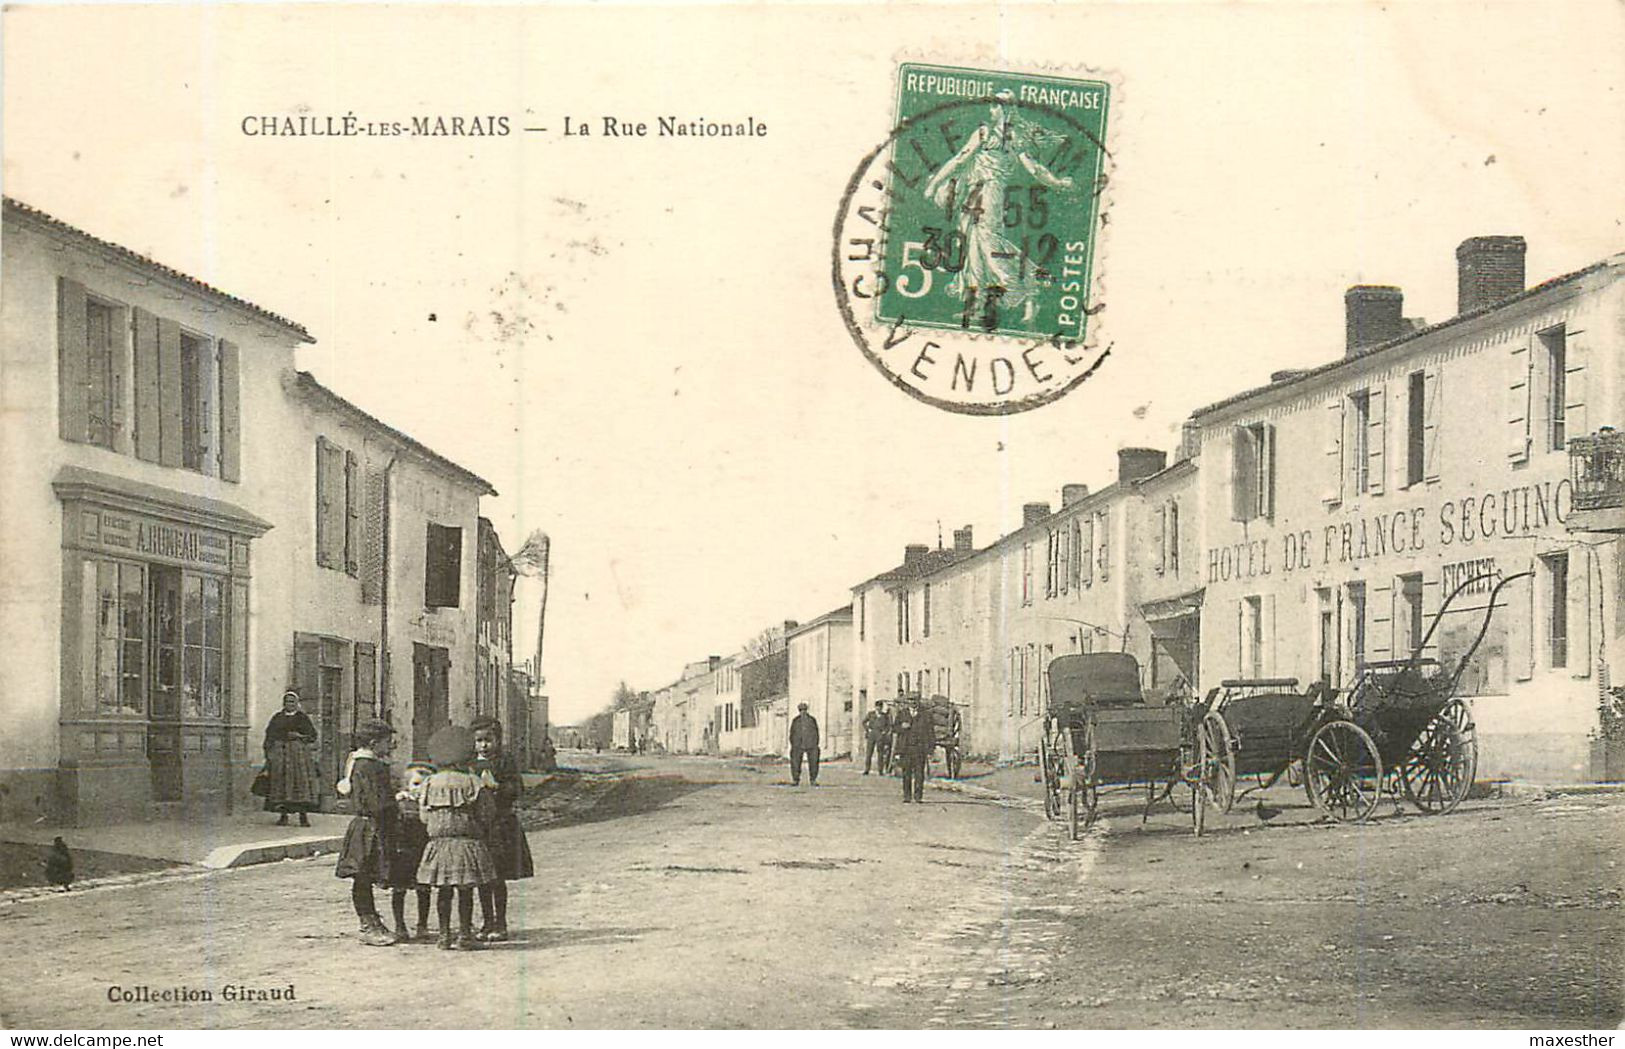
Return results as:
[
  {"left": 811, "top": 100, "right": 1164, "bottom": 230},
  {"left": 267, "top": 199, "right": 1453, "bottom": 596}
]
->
[
  {"left": 894, "top": 695, "right": 934, "bottom": 803},
  {"left": 861, "top": 700, "right": 892, "bottom": 775},
  {"left": 788, "top": 703, "right": 820, "bottom": 787}
]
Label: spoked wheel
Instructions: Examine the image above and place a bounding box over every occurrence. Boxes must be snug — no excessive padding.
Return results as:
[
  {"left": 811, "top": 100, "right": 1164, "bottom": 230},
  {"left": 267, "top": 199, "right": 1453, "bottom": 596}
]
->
[
  {"left": 1305, "top": 720, "right": 1383, "bottom": 822},
  {"left": 1196, "top": 710, "right": 1238, "bottom": 815},
  {"left": 1039, "top": 730, "right": 1061, "bottom": 820},
  {"left": 1400, "top": 700, "right": 1475, "bottom": 815},
  {"left": 1070, "top": 720, "right": 1098, "bottom": 841}
]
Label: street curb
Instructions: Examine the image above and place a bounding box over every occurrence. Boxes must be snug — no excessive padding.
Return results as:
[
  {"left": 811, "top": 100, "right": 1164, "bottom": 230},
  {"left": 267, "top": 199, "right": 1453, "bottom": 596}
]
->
[
  {"left": 200, "top": 835, "right": 344, "bottom": 869},
  {"left": 1488, "top": 780, "right": 1625, "bottom": 800}
]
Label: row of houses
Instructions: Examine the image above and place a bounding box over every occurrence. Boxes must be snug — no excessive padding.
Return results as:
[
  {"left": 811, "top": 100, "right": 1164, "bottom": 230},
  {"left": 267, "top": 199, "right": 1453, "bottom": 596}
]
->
[
  {"left": 0, "top": 198, "right": 539, "bottom": 825},
  {"left": 657, "top": 235, "right": 1625, "bottom": 784}
]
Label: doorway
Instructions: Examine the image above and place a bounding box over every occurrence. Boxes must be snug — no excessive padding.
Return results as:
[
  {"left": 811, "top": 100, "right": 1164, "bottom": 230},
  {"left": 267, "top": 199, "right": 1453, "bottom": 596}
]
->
[
  {"left": 148, "top": 566, "right": 183, "bottom": 802},
  {"left": 412, "top": 643, "right": 450, "bottom": 760}
]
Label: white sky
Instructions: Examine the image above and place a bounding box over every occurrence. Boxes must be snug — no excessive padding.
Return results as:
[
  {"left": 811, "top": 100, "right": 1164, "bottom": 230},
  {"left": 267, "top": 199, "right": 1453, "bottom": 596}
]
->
[{"left": 5, "top": 2, "right": 1622, "bottom": 725}]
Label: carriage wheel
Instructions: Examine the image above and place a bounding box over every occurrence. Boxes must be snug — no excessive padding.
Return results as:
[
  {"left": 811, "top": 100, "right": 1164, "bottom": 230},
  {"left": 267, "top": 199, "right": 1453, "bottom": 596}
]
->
[
  {"left": 1039, "top": 732, "right": 1060, "bottom": 820},
  {"left": 1196, "top": 711, "right": 1238, "bottom": 815},
  {"left": 1304, "top": 720, "right": 1382, "bottom": 823},
  {"left": 1399, "top": 702, "right": 1474, "bottom": 815},
  {"left": 1070, "top": 721, "right": 1098, "bottom": 840}
]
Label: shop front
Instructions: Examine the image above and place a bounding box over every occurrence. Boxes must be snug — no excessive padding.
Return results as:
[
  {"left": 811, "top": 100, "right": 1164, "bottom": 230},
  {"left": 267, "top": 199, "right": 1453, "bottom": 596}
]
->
[{"left": 54, "top": 466, "right": 269, "bottom": 821}]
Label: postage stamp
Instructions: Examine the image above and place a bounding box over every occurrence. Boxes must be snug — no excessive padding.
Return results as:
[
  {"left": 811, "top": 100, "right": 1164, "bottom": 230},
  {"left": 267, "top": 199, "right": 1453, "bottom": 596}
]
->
[{"left": 833, "top": 62, "right": 1114, "bottom": 415}]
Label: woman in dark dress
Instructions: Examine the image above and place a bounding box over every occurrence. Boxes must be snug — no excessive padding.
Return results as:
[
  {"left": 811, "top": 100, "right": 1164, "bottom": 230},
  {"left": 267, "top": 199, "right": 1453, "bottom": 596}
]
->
[
  {"left": 471, "top": 716, "right": 534, "bottom": 942},
  {"left": 333, "top": 717, "right": 399, "bottom": 947},
  {"left": 263, "top": 691, "right": 321, "bottom": 826}
]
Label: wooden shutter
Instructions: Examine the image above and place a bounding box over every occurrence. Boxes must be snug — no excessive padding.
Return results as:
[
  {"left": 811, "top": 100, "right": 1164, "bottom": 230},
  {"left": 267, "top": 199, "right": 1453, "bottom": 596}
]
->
[
  {"left": 1080, "top": 517, "right": 1094, "bottom": 586},
  {"left": 315, "top": 438, "right": 339, "bottom": 568},
  {"left": 344, "top": 451, "right": 361, "bottom": 576},
  {"left": 1263, "top": 594, "right": 1277, "bottom": 677},
  {"left": 156, "top": 316, "right": 184, "bottom": 468},
  {"left": 105, "top": 306, "right": 130, "bottom": 452},
  {"left": 1570, "top": 549, "right": 1591, "bottom": 679},
  {"left": 1324, "top": 397, "right": 1344, "bottom": 505},
  {"left": 1155, "top": 505, "right": 1167, "bottom": 574},
  {"left": 1097, "top": 511, "right": 1110, "bottom": 582},
  {"left": 196, "top": 340, "right": 218, "bottom": 476},
  {"left": 1236, "top": 601, "right": 1246, "bottom": 677},
  {"left": 1367, "top": 384, "right": 1386, "bottom": 497},
  {"left": 1231, "top": 426, "right": 1257, "bottom": 522},
  {"left": 292, "top": 632, "right": 322, "bottom": 726},
  {"left": 1369, "top": 577, "right": 1393, "bottom": 660},
  {"left": 218, "top": 340, "right": 241, "bottom": 481},
  {"left": 133, "top": 307, "right": 161, "bottom": 462},
  {"left": 1058, "top": 521, "right": 1070, "bottom": 594},
  {"left": 1419, "top": 575, "right": 1441, "bottom": 663},
  {"left": 1564, "top": 330, "right": 1588, "bottom": 444},
  {"left": 57, "top": 277, "right": 90, "bottom": 442},
  {"left": 1507, "top": 338, "right": 1532, "bottom": 463},
  {"left": 360, "top": 467, "right": 386, "bottom": 605},
  {"left": 1423, "top": 366, "right": 1442, "bottom": 483},
  {"left": 1168, "top": 501, "right": 1180, "bottom": 574}
]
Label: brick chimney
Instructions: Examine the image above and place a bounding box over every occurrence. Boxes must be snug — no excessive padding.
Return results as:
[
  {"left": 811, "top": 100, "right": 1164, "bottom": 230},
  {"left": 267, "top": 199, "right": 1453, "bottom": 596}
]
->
[
  {"left": 1061, "top": 483, "right": 1090, "bottom": 507},
  {"left": 1344, "top": 285, "right": 1404, "bottom": 356},
  {"left": 1456, "top": 235, "right": 1526, "bottom": 314},
  {"left": 902, "top": 544, "right": 929, "bottom": 569},
  {"left": 1117, "top": 447, "right": 1167, "bottom": 484},
  {"left": 952, "top": 526, "right": 974, "bottom": 553},
  {"left": 1023, "top": 502, "right": 1051, "bottom": 528},
  {"left": 783, "top": 619, "right": 799, "bottom": 636},
  {"left": 708, "top": 655, "right": 721, "bottom": 671}
]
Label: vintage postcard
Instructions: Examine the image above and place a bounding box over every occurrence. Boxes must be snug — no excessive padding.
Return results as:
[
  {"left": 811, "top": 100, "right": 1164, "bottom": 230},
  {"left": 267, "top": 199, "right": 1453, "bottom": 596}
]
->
[{"left": 1, "top": 1, "right": 1622, "bottom": 1036}]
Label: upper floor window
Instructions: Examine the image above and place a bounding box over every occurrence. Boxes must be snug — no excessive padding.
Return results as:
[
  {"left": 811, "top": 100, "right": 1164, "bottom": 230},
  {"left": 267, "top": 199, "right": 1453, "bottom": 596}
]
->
[
  {"left": 1350, "top": 391, "right": 1373, "bottom": 495},
  {"left": 425, "top": 523, "right": 463, "bottom": 608},
  {"left": 56, "top": 278, "right": 242, "bottom": 480},
  {"left": 1231, "top": 422, "right": 1276, "bottom": 521},
  {"left": 922, "top": 584, "right": 932, "bottom": 638},
  {"left": 1021, "top": 543, "right": 1034, "bottom": 605},
  {"left": 1540, "top": 325, "right": 1567, "bottom": 453}
]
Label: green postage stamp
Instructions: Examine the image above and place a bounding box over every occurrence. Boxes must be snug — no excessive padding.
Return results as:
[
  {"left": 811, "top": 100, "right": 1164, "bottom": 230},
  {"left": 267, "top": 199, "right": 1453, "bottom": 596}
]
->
[{"left": 834, "top": 63, "right": 1113, "bottom": 415}]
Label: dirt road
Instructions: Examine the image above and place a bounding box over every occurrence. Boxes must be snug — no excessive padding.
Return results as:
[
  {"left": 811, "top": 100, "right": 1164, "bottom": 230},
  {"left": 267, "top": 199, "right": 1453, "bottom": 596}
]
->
[{"left": 0, "top": 755, "right": 1618, "bottom": 1029}]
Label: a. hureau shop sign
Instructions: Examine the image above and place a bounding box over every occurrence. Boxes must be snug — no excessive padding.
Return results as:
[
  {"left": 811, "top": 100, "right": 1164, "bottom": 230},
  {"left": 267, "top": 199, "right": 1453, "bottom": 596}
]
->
[
  {"left": 1206, "top": 477, "right": 1573, "bottom": 584},
  {"left": 83, "top": 508, "right": 233, "bottom": 570}
]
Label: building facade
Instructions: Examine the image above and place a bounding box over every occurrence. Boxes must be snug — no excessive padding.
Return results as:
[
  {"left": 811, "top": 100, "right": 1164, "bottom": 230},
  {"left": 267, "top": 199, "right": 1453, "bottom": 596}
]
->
[
  {"left": 0, "top": 198, "right": 507, "bottom": 824},
  {"left": 1193, "top": 240, "right": 1623, "bottom": 781},
  {"left": 786, "top": 607, "right": 854, "bottom": 757}
]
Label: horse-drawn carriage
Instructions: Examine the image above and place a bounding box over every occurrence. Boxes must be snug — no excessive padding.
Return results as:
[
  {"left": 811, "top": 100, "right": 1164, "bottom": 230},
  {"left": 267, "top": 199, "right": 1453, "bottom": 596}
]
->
[{"left": 1038, "top": 570, "right": 1523, "bottom": 837}]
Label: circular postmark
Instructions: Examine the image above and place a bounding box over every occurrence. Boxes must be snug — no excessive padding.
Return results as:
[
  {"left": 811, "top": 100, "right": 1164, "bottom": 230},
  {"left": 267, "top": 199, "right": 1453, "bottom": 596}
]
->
[{"left": 833, "top": 69, "right": 1113, "bottom": 415}]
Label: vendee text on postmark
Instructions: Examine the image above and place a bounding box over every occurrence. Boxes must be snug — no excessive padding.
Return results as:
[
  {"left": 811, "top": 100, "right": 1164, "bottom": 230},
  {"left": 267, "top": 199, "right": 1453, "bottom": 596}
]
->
[{"left": 833, "top": 62, "right": 1114, "bottom": 415}]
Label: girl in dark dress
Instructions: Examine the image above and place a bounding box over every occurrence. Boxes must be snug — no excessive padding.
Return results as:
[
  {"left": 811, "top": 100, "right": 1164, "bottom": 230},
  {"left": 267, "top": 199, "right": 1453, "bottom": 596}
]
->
[
  {"left": 263, "top": 691, "right": 321, "bottom": 825},
  {"left": 388, "top": 763, "right": 435, "bottom": 943},
  {"left": 471, "top": 716, "right": 534, "bottom": 942},
  {"left": 333, "top": 718, "right": 398, "bottom": 947}
]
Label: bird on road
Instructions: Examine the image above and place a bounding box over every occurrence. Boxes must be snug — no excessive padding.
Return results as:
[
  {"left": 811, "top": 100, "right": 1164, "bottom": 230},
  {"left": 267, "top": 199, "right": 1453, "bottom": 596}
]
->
[
  {"left": 1255, "top": 800, "right": 1283, "bottom": 822},
  {"left": 44, "top": 837, "right": 73, "bottom": 891}
]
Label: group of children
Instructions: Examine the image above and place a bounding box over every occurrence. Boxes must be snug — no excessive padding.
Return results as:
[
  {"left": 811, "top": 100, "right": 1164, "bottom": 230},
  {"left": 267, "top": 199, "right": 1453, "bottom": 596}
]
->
[{"left": 333, "top": 715, "right": 535, "bottom": 950}]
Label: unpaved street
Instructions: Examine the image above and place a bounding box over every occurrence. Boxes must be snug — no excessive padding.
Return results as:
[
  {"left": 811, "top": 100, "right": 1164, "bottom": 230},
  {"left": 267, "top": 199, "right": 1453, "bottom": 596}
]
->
[{"left": 0, "top": 755, "right": 1620, "bottom": 1029}]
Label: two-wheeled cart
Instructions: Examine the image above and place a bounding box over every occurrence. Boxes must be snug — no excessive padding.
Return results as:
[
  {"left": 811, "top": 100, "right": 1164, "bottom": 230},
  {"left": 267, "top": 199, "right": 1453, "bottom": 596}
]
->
[
  {"left": 923, "top": 694, "right": 966, "bottom": 778},
  {"left": 1193, "top": 570, "right": 1527, "bottom": 822}
]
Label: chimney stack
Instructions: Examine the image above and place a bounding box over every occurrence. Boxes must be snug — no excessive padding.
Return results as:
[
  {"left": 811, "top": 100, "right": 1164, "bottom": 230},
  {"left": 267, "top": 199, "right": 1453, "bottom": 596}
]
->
[
  {"left": 783, "top": 619, "right": 799, "bottom": 635},
  {"left": 1061, "top": 483, "right": 1090, "bottom": 507},
  {"left": 1456, "top": 235, "right": 1526, "bottom": 314},
  {"left": 1178, "top": 420, "right": 1201, "bottom": 462},
  {"left": 903, "top": 543, "right": 929, "bottom": 568},
  {"left": 952, "top": 526, "right": 974, "bottom": 553},
  {"left": 708, "top": 655, "right": 721, "bottom": 671},
  {"left": 1344, "top": 285, "right": 1405, "bottom": 356},
  {"left": 1022, "top": 502, "right": 1051, "bottom": 528},
  {"left": 1117, "top": 447, "right": 1167, "bottom": 485}
]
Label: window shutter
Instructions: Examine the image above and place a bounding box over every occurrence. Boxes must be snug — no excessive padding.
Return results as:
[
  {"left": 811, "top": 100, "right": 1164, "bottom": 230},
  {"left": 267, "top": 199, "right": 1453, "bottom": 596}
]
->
[
  {"left": 344, "top": 451, "right": 361, "bottom": 576},
  {"left": 1323, "top": 398, "right": 1344, "bottom": 505},
  {"left": 1369, "top": 577, "right": 1393, "bottom": 660},
  {"left": 196, "top": 340, "right": 218, "bottom": 476},
  {"left": 57, "top": 277, "right": 90, "bottom": 442},
  {"left": 1509, "top": 570, "right": 1534, "bottom": 682},
  {"left": 218, "top": 340, "right": 241, "bottom": 481},
  {"left": 355, "top": 642, "right": 378, "bottom": 720},
  {"left": 1570, "top": 549, "right": 1591, "bottom": 680},
  {"left": 1097, "top": 512, "right": 1110, "bottom": 582},
  {"left": 1155, "top": 505, "right": 1167, "bottom": 574},
  {"left": 1263, "top": 594, "right": 1277, "bottom": 677},
  {"left": 132, "top": 307, "right": 161, "bottom": 462},
  {"left": 1263, "top": 424, "right": 1277, "bottom": 518},
  {"left": 1236, "top": 601, "right": 1246, "bottom": 677},
  {"left": 106, "top": 307, "right": 130, "bottom": 451},
  {"left": 315, "top": 438, "right": 335, "bottom": 568},
  {"left": 1058, "top": 522, "right": 1070, "bottom": 594},
  {"left": 292, "top": 633, "right": 323, "bottom": 751},
  {"left": 1419, "top": 576, "right": 1441, "bottom": 663},
  {"left": 360, "top": 467, "right": 386, "bottom": 605},
  {"left": 1507, "top": 339, "right": 1532, "bottom": 463},
  {"left": 1168, "top": 502, "right": 1180, "bottom": 574},
  {"left": 1080, "top": 517, "right": 1093, "bottom": 587},
  {"left": 1231, "top": 427, "right": 1258, "bottom": 522},
  {"left": 1423, "top": 366, "right": 1442, "bottom": 483},
  {"left": 1564, "top": 332, "right": 1589, "bottom": 443},
  {"left": 156, "top": 316, "right": 184, "bottom": 468},
  {"left": 1367, "top": 384, "right": 1386, "bottom": 497}
]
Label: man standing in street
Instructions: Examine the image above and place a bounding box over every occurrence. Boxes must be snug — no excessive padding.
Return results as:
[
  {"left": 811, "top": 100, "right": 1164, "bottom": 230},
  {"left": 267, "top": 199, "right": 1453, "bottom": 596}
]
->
[
  {"left": 894, "top": 695, "right": 933, "bottom": 803},
  {"left": 789, "top": 702, "right": 820, "bottom": 787},
  {"left": 861, "top": 700, "right": 892, "bottom": 775}
]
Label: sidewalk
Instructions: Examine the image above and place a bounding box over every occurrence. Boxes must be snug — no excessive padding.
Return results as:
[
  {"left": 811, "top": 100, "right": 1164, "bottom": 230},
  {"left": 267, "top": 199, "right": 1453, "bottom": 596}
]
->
[{"left": 1, "top": 811, "right": 350, "bottom": 870}]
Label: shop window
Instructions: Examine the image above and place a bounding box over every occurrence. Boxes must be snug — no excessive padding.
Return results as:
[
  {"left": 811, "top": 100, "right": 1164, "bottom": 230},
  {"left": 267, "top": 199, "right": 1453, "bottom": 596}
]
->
[
  {"left": 1543, "top": 551, "right": 1569, "bottom": 668},
  {"left": 181, "top": 575, "right": 226, "bottom": 718},
  {"left": 425, "top": 523, "right": 463, "bottom": 608},
  {"left": 91, "top": 559, "right": 146, "bottom": 715}
]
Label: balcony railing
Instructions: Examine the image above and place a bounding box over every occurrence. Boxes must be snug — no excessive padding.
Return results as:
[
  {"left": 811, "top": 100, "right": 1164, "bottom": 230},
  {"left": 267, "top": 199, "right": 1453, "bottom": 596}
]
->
[{"left": 1570, "top": 428, "right": 1625, "bottom": 512}]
